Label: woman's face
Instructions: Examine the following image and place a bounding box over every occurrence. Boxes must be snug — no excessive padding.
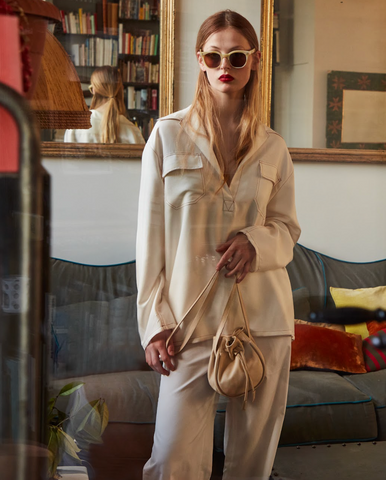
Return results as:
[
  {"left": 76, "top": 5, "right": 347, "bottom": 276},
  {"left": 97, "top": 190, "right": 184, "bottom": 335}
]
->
[{"left": 197, "top": 27, "right": 260, "bottom": 101}]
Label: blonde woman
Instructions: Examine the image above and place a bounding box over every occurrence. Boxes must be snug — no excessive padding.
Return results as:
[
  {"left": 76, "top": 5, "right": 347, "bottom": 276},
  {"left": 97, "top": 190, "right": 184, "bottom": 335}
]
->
[
  {"left": 136, "top": 10, "right": 301, "bottom": 480},
  {"left": 64, "top": 66, "right": 145, "bottom": 144}
]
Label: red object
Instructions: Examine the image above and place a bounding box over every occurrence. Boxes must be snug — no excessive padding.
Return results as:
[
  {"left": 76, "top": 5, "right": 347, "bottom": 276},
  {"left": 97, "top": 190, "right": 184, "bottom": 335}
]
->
[
  {"left": 0, "top": 15, "right": 22, "bottom": 173},
  {"left": 290, "top": 323, "right": 367, "bottom": 374}
]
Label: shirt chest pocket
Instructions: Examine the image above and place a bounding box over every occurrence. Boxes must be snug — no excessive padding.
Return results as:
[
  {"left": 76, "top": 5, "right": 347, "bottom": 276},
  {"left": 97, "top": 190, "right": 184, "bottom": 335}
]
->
[
  {"left": 162, "top": 154, "right": 205, "bottom": 209},
  {"left": 255, "top": 162, "right": 280, "bottom": 217}
]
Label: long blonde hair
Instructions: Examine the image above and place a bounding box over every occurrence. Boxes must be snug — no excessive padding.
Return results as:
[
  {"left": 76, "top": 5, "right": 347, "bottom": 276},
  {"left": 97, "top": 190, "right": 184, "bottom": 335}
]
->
[
  {"left": 89, "top": 66, "right": 127, "bottom": 143},
  {"left": 184, "top": 10, "right": 261, "bottom": 180}
]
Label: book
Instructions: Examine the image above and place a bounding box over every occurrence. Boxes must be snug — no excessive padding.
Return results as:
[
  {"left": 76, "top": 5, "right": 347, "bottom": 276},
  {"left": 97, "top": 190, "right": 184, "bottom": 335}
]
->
[
  {"left": 111, "top": 3, "right": 119, "bottom": 36},
  {"left": 71, "top": 44, "right": 80, "bottom": 66},
  {"left": 151, "top": 89, "right": 157, "bottom": 110},
  {"left": 127, "top": 86, "right": 135, "bottom": 109},
  {"left": 103, "top": 0, "right": 107, "bottom": 34},
  {"left": 78, "top": 8, "right": 83, "bottom": 34}
]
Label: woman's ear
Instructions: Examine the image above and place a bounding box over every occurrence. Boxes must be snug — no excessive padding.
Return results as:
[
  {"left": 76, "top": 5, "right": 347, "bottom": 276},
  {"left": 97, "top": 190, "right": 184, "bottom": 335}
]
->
[
  {"left": 197, "top": 51, "right": 206, "bottom": 72},
  {"left": 251, "top": 50, "right": 261, "bottom": 71}
]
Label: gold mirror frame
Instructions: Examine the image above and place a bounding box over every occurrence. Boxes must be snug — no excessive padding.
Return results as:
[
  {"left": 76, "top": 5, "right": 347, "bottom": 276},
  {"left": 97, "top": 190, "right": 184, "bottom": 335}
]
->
[
  {"left": 41, "top": 0, "right": 175, "bottom": 160},
  {"left": 260, "top": 0, "right": 386, "bottom": 164}
]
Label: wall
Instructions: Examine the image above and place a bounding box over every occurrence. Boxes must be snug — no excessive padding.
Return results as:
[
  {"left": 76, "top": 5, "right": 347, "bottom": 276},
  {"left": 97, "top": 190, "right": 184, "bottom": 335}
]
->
[{"left": 43, "top": 158, "right": 141, "bottom": 264}]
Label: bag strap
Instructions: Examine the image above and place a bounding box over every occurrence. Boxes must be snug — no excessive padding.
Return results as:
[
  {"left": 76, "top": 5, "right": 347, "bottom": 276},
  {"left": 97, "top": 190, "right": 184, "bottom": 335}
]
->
[
  {"left": 213, "top": 282, "right": 252, "bottom": 349},
  {"left": 166, "top": 270, "right": 219, "bottom": 353}
]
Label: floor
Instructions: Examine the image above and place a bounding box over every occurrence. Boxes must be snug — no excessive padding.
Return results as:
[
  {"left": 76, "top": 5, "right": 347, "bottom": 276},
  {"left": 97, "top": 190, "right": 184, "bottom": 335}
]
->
[{"left": 212, "top": 441, "right": 386, "bottom": 479}]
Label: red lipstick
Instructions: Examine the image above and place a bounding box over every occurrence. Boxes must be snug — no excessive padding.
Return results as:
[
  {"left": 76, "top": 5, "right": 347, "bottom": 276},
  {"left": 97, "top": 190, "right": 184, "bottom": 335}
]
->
[{"left": 219, "top": 74, "right": 234, "bottom": 82}]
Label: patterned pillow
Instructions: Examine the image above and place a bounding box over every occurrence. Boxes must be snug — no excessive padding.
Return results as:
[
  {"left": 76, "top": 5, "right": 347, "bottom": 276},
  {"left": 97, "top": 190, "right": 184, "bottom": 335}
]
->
[{"left": 363, "top": 328, "right": 386, "bottom": 372}]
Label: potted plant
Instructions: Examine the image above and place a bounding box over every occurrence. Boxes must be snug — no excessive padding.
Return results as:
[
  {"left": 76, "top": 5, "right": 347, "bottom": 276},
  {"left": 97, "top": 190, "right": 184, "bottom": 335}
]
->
[{"left": 47, "top": 382, "right": 109, "bottom": 480}]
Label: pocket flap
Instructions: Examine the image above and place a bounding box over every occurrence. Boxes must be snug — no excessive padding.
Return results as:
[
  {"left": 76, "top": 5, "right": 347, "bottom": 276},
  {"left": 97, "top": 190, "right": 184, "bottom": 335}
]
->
[
  {"left": 260, "top": 162, "right": 279, "bottom": 184},
  {"left": 162, "top": 154, "right": 203, "bottom": 177}
]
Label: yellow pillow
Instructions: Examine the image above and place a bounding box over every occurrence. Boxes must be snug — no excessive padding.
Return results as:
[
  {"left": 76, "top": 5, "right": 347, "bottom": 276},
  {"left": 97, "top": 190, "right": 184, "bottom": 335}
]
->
[{"left": 330, "top": 286, "right": 386, "bottom": 340}]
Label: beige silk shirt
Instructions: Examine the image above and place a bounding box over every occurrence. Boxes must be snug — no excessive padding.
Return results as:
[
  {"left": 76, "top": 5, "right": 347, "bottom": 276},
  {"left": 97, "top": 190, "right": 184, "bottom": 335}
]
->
[{"left": 136, "top": 107, "right": 301, "bottom": 349}]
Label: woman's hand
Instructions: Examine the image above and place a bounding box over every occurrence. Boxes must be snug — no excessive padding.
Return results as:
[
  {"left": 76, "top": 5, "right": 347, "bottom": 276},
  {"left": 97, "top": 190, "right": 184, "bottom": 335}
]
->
[
  {"left": 145, "top": 330, "right": 176, "bottom": 376},
  {"left": 216, "top": 233, "right": 256, "bottom": 283}
]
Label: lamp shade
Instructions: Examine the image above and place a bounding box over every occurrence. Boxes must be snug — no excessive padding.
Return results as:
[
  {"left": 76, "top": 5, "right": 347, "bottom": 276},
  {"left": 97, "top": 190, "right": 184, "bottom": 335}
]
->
[{"left": 30, "top": 31, "right": 91, "bottom": 130}]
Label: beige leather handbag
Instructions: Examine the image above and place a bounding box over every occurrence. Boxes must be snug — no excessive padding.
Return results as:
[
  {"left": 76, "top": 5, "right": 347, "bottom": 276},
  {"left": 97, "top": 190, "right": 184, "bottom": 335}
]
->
[{"left": 167, "top": 271, "right": 265, "bottom": 406}]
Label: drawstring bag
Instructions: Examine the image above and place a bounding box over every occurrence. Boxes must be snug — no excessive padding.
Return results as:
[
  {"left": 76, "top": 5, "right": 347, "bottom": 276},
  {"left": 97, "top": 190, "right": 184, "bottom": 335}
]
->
[
  {"left": 167, "top": 271, "right": 265, "bottom": 407},
  {"left": 207, "top": 280, "right": 265, "bottom": 406}
]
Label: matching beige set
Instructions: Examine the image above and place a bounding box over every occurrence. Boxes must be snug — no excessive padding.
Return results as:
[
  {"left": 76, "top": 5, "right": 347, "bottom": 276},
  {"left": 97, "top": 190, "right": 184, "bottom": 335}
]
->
[{"left": 136, "top": 106, "right": 301, "bottom": 479}]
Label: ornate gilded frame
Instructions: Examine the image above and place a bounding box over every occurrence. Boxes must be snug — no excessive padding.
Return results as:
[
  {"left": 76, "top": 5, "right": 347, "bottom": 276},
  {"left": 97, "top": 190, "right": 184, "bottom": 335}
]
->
[
  {"left": 259, "top": 0, "right": 386, "bottom": 164},
  {"left": 41, "top": 0, "right": 175, "bottom": 160}
]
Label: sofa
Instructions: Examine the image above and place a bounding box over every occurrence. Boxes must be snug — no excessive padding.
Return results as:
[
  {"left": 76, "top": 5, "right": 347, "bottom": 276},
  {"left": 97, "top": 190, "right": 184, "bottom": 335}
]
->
[{"left": 48, "top": 244, "right": 386, "bottom": 480}]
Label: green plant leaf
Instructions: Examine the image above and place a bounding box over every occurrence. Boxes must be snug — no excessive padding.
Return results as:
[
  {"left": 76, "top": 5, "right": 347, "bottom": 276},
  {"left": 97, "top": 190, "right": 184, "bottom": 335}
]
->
[
  {"left": 58, "top": 429, "right": 81, "bottom": 461},
  {"left": 47, "top": 397, "right": 56, "bottom": 414},
  {"left": 58, "top": 382, "right": 85, "bottom": 397},
  {"left": 98, "top": 399, "right": 109, "bottom": 435},
  {"left": 47, "top": 427, "right": 61, "bottom": 478}
]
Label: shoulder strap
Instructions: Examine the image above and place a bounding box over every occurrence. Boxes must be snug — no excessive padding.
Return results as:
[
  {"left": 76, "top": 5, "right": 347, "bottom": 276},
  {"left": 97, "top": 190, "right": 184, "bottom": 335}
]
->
[{"left": 166, "top": 270, "right": 219, "bottom": 353}]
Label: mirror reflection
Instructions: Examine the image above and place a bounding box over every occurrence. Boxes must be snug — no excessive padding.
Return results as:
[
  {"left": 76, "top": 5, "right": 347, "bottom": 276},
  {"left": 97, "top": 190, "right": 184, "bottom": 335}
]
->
[
  {"left": 46, "top": 0, "right": 162, "bottom": 142},
  {"left": 271, "top": 0, "right": 386, "bottom": 149}
]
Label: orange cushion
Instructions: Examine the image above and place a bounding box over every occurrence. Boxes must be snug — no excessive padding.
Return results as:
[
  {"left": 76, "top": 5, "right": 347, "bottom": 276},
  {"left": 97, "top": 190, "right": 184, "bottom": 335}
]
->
[{"left": 291, "top": 324, "right": 366, "bottom": 374}]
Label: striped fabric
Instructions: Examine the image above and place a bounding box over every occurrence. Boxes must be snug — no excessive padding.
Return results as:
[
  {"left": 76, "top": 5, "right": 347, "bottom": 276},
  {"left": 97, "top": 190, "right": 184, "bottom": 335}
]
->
[{"left": 363, "top": 329, "right": 386, "bottom": 372}]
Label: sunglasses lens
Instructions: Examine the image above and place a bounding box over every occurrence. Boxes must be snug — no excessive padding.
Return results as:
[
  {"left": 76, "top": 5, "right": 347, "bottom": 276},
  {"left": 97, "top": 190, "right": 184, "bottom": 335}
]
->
[
  {"left": 229, "top": 52, "right": 247, "bottom": 68},
  {"left": 204, "top": 52, "right": 222, "bottom": 68}
]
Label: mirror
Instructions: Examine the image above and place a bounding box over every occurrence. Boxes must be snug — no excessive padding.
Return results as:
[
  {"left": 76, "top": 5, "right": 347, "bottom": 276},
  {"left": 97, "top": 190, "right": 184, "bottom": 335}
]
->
[
  {"left": 261, "top": 0, "right": 386, "bottom": 163},
  {"left": 41, "top": 0, "right": 174, "bottom": 157}
]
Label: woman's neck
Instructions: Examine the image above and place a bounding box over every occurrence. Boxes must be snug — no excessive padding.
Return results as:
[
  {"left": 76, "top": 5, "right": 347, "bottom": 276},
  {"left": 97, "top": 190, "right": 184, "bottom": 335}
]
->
[{"left": 215, "top": 96, "right": 244, "bottom": 132}]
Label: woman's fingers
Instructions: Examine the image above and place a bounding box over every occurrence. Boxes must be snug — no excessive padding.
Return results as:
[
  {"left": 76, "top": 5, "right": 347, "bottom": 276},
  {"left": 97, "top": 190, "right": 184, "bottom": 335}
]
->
[
  {"left": 145, "top": 330, "right": 176, "bottom": 375},
  {"left": 216, "top": 233, "right": 255, "bottom": 282}
]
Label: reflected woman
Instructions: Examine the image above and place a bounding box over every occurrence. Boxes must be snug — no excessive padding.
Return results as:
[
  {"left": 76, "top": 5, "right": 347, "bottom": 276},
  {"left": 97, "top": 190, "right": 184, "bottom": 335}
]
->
[{"left": 64, "top": 66, "right": 145, "bottom": 144}]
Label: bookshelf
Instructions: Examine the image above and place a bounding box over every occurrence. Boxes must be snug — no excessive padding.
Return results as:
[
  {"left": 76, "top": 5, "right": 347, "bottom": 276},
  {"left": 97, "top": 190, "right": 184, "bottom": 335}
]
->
[{"left": 52, "top": 0, "right": 162, "bottom": 140}]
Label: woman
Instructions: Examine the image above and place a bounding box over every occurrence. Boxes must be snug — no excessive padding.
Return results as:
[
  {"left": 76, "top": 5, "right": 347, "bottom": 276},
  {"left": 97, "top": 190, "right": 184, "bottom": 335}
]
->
[
  {"left": 136, "top": 10, "right": 301, "bottom": 480},
  {"left": 64, "top": 66, "right": 145, "bottom": 144}
]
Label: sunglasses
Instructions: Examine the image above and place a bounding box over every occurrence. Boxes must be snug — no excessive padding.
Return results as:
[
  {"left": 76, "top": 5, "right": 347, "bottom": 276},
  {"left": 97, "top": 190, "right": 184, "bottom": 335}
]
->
[{"left": 199, "top": 48, "right": 256, "bottom": 69}]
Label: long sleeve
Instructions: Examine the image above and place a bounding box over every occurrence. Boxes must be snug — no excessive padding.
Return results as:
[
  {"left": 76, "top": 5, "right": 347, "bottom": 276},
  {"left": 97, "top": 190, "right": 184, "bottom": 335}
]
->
[
  {"left": 240, "top": 149, "right": 301, "bottom": 273},
  {"left": 136, "top": 138, "right": 177, "bottom": 349}
]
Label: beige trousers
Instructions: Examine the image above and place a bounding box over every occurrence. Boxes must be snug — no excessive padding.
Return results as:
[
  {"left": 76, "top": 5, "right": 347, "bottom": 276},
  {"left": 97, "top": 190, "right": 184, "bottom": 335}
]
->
[{"left": 143, "top": 335, "right": 292, "bottom": 480}]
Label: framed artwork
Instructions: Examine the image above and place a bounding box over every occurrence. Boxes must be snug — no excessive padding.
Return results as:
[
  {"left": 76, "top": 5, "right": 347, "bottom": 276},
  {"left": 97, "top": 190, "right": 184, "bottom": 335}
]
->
[{"left": 326, "top": 70, "right": 386, "bottom": 149}]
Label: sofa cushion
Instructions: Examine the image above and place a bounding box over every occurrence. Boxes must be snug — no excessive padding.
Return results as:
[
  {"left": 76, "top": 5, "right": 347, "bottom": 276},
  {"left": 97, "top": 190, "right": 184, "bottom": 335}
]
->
[
  {"left": 279, "top": 371, "right": 377, "bottom": 446},
  {"left": 330, "top": 285, "right": 386, "bottom": 339},
  {"left": 290, "top": 324, "right": 366, "bottom": 374},
  {"left": 49, "top": 371, "right": 161, "bottom": 424},
  {"left": 53, "top": 295, "right": 148, "bottom": 378},
  {"left": 293, "top": 287, "right": 311, "bottom": 321},
  {"left": 51, "top": 259, "right": 137, "bottom": 307},
  {"left": 344, "top": 370, "right": 386, "bottom": 440}
]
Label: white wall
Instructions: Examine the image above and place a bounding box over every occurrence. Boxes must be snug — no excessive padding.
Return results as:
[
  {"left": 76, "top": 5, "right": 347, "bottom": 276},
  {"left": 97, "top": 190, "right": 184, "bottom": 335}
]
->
[
  {"left": 43, "top": 159, "right": 141, "bottom": 264},
  {"left": 294, "top": 162, "right": 386, "bottom": 262}
]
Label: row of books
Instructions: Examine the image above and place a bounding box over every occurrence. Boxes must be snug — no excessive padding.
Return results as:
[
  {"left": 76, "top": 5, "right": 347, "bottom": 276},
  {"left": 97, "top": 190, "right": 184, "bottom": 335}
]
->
[
  {"left": 119, "top": 0, "right": 159, "bottom": 20},
  {"left": 130, "top": 115, "right": 156, "bottom": 140},
  {"left": 118, "top": 27, "right": 159, "bottom": 56},
  {"left": 120, "top": 60, "right": 159, "bottom": 84},
  {"left": 59, "top": 3, "right": 119, "bottom": 36},
  {"left": 126, "top": 86, "right": 158, "bottom": 110},
  {"left": 70, "top": 38, "right": 119, "bottom": 67}
]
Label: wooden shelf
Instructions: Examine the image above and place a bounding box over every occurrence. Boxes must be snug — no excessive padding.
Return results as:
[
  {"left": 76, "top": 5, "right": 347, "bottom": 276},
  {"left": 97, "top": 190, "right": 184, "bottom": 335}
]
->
[
  {"left": 128, "top": 109, "right": 158, "bottom": 115},
  {"left": 118, "top": 18, "right": 159, "bottom": 23},
  {"left": 56, "top": 32, "right": 118, "bottom": 39},
  {"left": 123, "top": 82, "right": 159, "bottom": 88},
  {"left": 119, "top": 53, "right": 159, "bottom": 59}
]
